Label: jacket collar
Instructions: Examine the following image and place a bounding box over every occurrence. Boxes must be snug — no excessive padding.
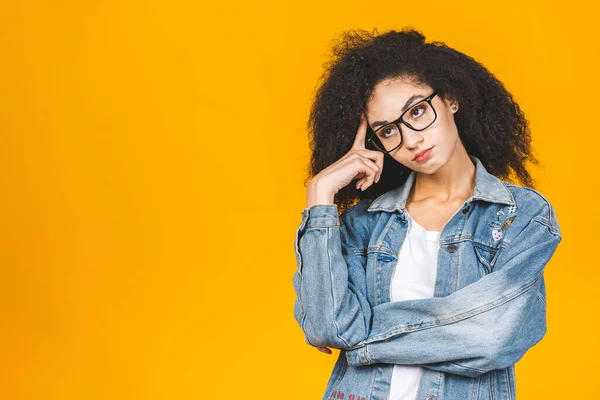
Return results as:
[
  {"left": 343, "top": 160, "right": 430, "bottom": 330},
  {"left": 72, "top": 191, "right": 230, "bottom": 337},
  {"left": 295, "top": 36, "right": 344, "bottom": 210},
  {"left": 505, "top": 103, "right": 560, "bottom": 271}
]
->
[{"left": 367, "top": 154, "right": 516, "bottom": 213}]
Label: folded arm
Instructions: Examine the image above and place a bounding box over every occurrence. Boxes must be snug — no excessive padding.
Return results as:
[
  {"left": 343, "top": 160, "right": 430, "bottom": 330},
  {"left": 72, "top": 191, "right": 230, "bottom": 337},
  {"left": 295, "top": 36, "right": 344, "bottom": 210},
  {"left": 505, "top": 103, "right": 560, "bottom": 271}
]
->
[
  {"left": 292, "top": 203, "right": 372, "bottom": 348},
  {"left": 344, "top": 205, "right": 562, "bottom": 377}
]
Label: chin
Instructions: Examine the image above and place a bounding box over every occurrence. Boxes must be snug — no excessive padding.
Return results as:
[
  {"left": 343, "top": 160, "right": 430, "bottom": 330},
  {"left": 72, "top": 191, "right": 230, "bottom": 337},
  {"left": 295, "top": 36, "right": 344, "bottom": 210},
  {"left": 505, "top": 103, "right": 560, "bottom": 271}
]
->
[{"left": 415, "top": 160, "right": 442, "bottom": 174}]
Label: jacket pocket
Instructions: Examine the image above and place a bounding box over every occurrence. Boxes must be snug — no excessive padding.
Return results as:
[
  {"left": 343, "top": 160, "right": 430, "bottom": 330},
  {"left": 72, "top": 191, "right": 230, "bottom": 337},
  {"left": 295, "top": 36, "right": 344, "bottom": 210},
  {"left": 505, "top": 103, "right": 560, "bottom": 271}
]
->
[
  {"left": 374, "top": 247, "right": 396, "bottom": 262},
  {"left": 473, "top": 243, "right": 500, "bottom": 275}
]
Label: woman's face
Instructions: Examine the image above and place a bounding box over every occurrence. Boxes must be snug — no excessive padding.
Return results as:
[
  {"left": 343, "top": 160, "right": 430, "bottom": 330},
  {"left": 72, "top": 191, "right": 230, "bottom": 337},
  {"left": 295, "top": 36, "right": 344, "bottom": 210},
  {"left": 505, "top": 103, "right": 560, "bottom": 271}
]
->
[{"left": 365, "top": 78, "right": 460, "bottom": 174}]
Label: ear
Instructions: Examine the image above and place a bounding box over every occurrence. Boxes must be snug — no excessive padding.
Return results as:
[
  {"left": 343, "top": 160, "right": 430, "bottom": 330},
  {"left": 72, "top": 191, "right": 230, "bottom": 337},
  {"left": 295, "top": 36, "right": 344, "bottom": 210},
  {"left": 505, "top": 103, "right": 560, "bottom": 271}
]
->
[{"left": 442, "top": 94, "right": 459, "bottom": 113}]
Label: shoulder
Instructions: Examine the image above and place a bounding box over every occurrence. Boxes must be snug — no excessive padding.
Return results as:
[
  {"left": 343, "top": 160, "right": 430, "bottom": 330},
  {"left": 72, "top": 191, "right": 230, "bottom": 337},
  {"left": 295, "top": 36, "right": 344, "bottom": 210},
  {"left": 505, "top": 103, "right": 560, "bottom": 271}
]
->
[
  {"left": 340, "top": 198, "right": 376, "bottom": 226},
  {"left": 339, "top": 199, "right": 377, "bottom": 247},
  {"left": 503, "top": 182, "right": 561, "bottom": 235}
]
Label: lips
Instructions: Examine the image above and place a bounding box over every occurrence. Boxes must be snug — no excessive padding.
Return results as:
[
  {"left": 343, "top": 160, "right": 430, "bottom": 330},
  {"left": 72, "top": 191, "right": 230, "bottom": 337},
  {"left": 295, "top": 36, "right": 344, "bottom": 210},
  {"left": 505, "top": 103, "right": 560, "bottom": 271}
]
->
[{"left": 413, "top": 146, "right": 434, "bottom": 161}]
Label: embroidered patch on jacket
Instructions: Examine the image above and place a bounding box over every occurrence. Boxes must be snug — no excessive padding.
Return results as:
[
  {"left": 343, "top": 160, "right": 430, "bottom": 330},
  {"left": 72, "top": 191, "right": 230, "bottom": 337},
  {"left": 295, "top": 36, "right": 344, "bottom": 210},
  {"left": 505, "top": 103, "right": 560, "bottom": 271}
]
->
[
  {"left": 491, "top": 229, "right": 504, "bottom": 241},
  {"left": 330, "top": 391, "right": 365, "bottom": 400},
  {"left": 490, "top": 205, "right": 518, "bottom": 241},
  {"left": 502, "top": 215, "right": 516, "bottom": 231}
]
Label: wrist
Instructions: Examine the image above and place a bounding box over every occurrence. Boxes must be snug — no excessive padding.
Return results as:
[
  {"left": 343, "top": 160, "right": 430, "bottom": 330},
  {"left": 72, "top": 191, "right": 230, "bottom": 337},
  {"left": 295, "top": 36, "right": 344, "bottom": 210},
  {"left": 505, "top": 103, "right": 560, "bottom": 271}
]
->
[{"left": 307, "top": 178, "right": 335, "bottom": 208}]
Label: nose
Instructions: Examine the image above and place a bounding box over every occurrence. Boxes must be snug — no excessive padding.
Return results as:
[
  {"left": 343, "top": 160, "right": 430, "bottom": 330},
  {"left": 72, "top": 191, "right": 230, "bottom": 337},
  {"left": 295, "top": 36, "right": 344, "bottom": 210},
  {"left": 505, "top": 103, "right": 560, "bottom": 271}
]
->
[{"left": 400, "top": 125, "right": 425, "bottom": 150}]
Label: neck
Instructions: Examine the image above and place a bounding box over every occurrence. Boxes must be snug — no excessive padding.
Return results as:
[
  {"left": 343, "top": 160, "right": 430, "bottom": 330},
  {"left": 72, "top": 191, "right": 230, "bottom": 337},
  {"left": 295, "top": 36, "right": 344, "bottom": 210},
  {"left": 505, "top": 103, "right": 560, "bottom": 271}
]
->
[{"left": 410, "top": 146, "right": 476, "bottom": 203}]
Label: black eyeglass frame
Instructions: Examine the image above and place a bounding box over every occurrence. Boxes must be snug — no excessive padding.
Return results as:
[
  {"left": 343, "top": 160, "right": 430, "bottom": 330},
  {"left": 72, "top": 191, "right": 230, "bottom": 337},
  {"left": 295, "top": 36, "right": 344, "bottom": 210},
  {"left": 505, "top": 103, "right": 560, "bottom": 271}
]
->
[{"left": 366, "top": 89, "right": 440, "bottom": 154}]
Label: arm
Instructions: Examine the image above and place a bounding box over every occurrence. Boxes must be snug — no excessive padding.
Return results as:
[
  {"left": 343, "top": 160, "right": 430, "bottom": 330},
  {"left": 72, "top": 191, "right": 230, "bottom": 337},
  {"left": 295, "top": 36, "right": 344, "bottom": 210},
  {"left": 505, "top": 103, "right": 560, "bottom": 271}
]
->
[
  {"left": 344, "top": 204, "right": 562, "bottom": 378},
  {"left": 292, "top": 203, "right": 372, "bottom": 348}
]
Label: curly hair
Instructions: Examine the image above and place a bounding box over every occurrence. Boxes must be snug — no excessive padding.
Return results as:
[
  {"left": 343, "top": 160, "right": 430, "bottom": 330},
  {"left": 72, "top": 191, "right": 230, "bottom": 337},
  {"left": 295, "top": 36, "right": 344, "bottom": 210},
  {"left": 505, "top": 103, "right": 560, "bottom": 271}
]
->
[{"left": 304, "top": 27, "right": 539, "bottom": 215}]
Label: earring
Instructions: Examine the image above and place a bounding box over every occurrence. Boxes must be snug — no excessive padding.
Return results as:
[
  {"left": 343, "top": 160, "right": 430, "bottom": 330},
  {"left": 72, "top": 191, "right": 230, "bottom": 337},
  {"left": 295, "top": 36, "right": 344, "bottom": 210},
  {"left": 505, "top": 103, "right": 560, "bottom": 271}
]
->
[{"left": 452, "top": 106, "right": 458, "bottom": 111}]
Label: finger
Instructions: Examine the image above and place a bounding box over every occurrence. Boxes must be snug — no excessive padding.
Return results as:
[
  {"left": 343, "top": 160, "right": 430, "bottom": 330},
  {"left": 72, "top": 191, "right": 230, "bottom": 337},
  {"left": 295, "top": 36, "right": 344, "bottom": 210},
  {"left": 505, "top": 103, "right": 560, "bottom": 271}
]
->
[
  {"left": 358, "top": 173, "right": 375, "bottom": 191},
  {"left": 356, "top": 172, "right": 375, "bottom": 191},
  {"left": 351, "top": 113, "right": 369, "bottom": 150},
  {"left": 352, "top": 149, "right": 384, "bottom": 183},
  {"left": 317, "top": 346, "right": 332, "bottom": 354},
  {"left": 357, "top": 170, "right": 379, "bottom": 190},
  {"left": 354, "top": 157, "right": 380, "bottom": 190},
  {"left": 355, "top": 159, "right": 378, "bottom": 190}
]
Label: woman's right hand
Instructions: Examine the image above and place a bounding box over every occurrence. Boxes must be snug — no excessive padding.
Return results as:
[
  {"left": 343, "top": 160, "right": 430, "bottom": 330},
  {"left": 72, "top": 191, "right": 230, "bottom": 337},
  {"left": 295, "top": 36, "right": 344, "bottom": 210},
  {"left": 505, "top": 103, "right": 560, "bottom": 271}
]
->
[{"left": 307, "top": 112, "right": 385, "bottom": 208}]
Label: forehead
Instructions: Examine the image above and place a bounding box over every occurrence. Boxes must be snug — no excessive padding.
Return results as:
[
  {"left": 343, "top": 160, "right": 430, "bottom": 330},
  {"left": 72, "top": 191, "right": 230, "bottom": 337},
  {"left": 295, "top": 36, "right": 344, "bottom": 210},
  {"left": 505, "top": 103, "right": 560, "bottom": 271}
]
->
[{"left": 366, "top": 79, "right": 433, "bottom": 118}]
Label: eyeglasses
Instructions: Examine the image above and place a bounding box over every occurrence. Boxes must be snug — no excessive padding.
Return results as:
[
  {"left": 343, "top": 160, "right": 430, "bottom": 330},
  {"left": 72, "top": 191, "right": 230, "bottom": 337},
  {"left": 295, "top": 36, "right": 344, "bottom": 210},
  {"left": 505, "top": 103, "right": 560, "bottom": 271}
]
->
[{"left": 366, "top": 90, "right": 439, "bottom": 154}]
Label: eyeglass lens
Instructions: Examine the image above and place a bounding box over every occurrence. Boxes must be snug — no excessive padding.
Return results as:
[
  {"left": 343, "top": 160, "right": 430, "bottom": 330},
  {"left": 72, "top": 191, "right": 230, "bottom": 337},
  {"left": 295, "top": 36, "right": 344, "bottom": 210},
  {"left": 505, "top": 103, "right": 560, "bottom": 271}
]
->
[{"left": 369, "top": 100, "right": 436, "bottom": 152}]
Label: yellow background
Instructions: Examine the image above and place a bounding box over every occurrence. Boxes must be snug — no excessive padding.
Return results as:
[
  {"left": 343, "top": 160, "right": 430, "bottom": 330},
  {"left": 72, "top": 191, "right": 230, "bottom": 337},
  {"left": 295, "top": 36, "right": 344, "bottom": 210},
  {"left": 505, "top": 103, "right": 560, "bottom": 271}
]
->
[{"left": 0, "top": 0, "right": 595, "bottom": 398}]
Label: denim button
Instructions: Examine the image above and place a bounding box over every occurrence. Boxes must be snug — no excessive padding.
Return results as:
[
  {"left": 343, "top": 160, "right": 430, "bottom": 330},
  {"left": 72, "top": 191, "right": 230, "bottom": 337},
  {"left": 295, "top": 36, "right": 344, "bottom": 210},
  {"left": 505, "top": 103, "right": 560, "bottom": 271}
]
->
[
  {"left": 462, "top": 205, "right": 470, "bottom": 214},
  {"left": 425, "top": 396, "right": 436, "bottom": 400},
  {"left": 447, "top": 244, "right": 457, "bottom": 253}
]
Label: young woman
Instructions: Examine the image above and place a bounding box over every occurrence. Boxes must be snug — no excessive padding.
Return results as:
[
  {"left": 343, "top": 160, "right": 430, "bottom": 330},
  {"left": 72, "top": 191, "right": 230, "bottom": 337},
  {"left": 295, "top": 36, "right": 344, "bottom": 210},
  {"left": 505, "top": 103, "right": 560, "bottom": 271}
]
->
[{"left": 292, "top": 28, "right": 563, "bottom": 400}]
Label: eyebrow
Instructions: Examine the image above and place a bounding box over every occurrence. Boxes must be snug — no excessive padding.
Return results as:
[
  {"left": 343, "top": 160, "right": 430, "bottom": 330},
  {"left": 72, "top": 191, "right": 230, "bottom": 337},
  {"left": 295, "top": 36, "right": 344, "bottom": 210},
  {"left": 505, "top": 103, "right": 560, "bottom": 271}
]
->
[{"left": 371, "top": 93, "right": 427, "bottom": 129}]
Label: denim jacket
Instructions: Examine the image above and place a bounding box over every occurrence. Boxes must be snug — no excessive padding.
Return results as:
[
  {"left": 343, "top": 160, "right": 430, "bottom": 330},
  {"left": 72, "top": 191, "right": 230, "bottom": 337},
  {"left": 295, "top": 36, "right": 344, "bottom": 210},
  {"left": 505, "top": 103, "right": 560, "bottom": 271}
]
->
[{"left": 292, "top": 155, "right": 562, "bottom": 400}]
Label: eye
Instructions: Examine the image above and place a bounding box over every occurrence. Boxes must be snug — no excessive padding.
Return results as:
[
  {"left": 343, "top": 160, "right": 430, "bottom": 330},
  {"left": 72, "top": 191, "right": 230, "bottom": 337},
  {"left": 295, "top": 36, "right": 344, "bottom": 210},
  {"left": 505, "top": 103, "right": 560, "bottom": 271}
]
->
[
  {"left": 379, "top": 125, "right": 399, "bottom": 138},
  {"left": 410, "top": 105, "right": 425, "bottom": 118}
]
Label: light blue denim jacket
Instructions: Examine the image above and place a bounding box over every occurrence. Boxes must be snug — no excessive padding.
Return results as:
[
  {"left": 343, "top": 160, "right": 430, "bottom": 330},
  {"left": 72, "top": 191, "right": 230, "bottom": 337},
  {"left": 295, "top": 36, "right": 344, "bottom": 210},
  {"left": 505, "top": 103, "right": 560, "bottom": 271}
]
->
[{"left": 292, "top": 155, "right": 562, "bottom": 400}]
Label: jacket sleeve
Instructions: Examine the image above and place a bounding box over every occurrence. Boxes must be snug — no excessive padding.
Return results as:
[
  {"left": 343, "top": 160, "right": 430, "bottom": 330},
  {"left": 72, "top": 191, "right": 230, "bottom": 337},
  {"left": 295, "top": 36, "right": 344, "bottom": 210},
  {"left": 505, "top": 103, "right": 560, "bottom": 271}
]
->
[
  {"left": 344, "top": 203, "right": 562, "bottom": 378},
  {"left": 292, "top": 203, "right": 372, "bottom": 349}
]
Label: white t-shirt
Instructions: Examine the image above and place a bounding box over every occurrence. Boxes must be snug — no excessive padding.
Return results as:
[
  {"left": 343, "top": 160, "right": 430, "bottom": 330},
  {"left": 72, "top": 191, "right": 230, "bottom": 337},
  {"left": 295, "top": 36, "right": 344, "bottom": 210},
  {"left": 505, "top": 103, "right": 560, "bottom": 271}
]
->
[{"left": 388, "top": 210, "right": 441, "bottom": 400}]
